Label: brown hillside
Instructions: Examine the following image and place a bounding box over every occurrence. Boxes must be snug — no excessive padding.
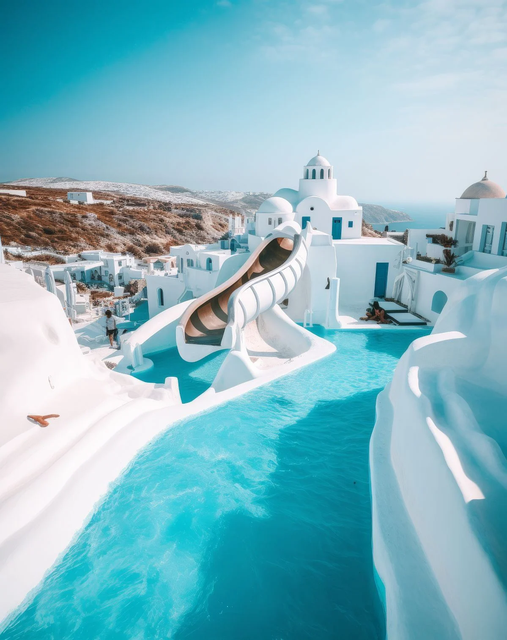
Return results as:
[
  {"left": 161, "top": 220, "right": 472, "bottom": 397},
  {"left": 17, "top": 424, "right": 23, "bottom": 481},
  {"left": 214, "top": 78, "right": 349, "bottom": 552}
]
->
[{"left": 0, "top": 186, "right": 231, "bottom": 258}]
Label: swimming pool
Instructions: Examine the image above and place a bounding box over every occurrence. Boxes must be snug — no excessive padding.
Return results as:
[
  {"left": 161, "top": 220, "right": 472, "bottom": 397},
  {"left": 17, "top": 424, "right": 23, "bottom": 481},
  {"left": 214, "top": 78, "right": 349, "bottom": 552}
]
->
[{"left": 1, "top": 329, "right": 427, "bottom": 639}]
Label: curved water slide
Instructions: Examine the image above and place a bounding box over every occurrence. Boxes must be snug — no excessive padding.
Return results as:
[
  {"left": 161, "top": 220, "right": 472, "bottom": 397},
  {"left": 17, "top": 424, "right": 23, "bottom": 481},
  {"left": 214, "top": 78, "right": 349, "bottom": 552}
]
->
[{"left": 176, "top": 229, "right": 308, "bottom": 362}]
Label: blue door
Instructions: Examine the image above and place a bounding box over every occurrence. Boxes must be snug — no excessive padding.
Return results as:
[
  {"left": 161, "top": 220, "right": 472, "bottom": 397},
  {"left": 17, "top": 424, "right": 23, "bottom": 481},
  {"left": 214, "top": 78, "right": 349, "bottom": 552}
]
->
[
  {"left": 374, "top": 262, "right": 389, "bottom": 298},
  {"left": 332, "top": 217, "right": 342, "bottom": 240},
  {"left": 302, "top": 216, "right": 311, "bottom": 229}
]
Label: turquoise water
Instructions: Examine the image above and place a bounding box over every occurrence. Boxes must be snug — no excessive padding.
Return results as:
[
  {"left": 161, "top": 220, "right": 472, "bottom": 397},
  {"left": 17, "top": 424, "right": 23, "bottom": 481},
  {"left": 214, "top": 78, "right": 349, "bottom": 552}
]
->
[
  {"left": 1, "top": 329, "right": 427, "bottom": 639},
  {"left": 133, "top": 348, "right": 228, "bottom": 403}
]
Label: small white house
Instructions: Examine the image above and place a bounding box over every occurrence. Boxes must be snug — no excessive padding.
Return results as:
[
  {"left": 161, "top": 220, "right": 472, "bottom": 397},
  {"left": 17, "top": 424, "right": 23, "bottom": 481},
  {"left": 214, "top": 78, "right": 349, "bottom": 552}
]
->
[{"left": 67, "top": 191, "right": 94, "bottom": 204}]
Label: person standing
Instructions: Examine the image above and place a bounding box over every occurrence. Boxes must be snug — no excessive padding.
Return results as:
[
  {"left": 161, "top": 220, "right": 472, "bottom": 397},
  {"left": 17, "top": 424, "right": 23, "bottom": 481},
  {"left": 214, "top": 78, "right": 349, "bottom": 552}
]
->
[{"left": 105, "top": 310, "right": 118, "bottom": 347}]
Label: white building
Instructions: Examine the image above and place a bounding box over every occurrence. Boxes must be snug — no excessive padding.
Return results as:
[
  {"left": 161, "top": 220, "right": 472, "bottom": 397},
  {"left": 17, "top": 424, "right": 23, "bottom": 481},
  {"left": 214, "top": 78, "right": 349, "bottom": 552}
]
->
[
  {"left": 67, "top": 191, "right": 94, "bottom": 204},
  {"left": 398, "top": 172, "right": 507, "bottom": 324},
  {"left": 146, "top": 153, "right": 405, "bottom": 323},
  {"left": 49, "top": 250, "right": 141, "bottom": 288},
  {"left": 0, "top": 189, "right": 26, "bottom": 197}
]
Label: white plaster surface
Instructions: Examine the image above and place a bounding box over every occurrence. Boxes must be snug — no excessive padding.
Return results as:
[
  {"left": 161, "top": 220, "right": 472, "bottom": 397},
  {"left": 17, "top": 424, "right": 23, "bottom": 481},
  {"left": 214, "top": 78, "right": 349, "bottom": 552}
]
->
[
  {"left": 371, "top": 266, "right": 507, "bottom": 639},
  {"left": 0, "top": 262, "right": 333, "bottom": 625}
]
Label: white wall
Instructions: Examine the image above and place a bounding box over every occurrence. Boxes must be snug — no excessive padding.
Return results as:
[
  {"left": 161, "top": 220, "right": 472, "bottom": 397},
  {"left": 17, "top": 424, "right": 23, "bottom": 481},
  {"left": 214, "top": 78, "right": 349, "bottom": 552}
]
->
[
  {"left": 402, "top": 268, "right": 462, "bottom": 324},
  {"left": 294, "top": 196, "right": 362, "bottom": 239},
  {"left": 334, "top": 241, "right": 403, "bottom": 308},
  {"left": 407, "top": 229, "right": 445, "bottom": 258},
  {"left": 286, "top": 232, "right": 337, "bottom": 325},
  {"left": 473, "top": 199, "right": 507, "bottom": 254},
  {"left": 67, "top": 192, "right": 93, "bottom": 203},
  {"left": 0, "top": 189, "right": 26, "bottom": 197},
  {"left": 255, "top": 212, "right": 294, "bottom": 237},
  {"left": 146, "top": 274, "right": 186, "bottom": 318}
]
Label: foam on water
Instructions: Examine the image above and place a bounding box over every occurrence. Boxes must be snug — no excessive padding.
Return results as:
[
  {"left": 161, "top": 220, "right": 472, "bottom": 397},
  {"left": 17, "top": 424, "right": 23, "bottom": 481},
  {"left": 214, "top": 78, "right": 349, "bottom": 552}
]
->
[{"left": 1, "top": 330, "right": 427, "bottom": 639}]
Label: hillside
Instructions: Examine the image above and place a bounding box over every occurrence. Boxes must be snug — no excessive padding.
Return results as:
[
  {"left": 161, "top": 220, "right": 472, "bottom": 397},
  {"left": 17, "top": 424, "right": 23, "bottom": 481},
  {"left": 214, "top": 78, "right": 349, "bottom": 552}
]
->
[
  {"left": 0, "top": 186, "right": 229, "bottom": 257},
  {"left": 7, "top": 177, "right": 206, "bottom": 205},
  {"left": 7, "top": 178, "right": 412, "bottom": 224},
  {"left": 170, "top": 189, "right": 411, "bottom": 223},
  {"left": 359, "top": 203, "right": 411, "bottom": 224}
]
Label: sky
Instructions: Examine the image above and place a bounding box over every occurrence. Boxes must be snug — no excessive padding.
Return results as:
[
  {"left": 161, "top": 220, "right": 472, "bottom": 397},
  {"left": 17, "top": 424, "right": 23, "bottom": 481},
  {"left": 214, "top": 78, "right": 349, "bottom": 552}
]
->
[{"left": 0, "top": 0, "right": 506, "bottom": 202}]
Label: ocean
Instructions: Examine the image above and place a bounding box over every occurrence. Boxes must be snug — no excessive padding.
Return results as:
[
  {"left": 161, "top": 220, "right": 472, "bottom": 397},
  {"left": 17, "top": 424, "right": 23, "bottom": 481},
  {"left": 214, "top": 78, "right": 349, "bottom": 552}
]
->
[{"left": 371, "top": 202, "right": 453, "bottom": 232}]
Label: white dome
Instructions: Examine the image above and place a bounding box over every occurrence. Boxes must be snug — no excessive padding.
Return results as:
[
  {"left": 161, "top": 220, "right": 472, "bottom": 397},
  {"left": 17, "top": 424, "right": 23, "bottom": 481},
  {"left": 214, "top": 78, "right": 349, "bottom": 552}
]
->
[
  {"left": 257, "top": 196, "right": 293, "bottom": 214},
  {"left": 332, "top": 195, "right": 359, "bottom": 210},
  {"left": 460, "top": 172, "right": 506, "bottom": 199},
  {"left": 273, "top": 188, "right": 299, "bottom": 206},
  {"left": 306, "top": 153, "right": 331, "bottom": 167}
]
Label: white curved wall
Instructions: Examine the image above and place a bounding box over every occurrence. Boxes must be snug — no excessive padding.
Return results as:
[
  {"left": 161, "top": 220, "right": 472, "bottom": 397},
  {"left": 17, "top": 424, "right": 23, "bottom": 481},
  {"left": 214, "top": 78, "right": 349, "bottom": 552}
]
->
[{"left": 371, "top": 267, "right": 507, "bottom": 639}]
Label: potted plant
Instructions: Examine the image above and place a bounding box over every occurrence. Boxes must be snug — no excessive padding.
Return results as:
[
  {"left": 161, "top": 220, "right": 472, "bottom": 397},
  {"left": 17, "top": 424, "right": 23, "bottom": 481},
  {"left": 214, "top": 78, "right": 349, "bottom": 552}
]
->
[
  {"left": 426, "top": 233, "right": 458, "bottom": 248},
  {"left": 442, "top": 249, "right": 458, "bottom": 273}
]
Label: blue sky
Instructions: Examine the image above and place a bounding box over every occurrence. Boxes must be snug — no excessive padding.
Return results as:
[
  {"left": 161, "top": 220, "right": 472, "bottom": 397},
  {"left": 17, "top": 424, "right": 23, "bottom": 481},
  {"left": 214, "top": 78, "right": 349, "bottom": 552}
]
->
[{"left": 1, "top": 0, "right": 506, "bottom": 202}]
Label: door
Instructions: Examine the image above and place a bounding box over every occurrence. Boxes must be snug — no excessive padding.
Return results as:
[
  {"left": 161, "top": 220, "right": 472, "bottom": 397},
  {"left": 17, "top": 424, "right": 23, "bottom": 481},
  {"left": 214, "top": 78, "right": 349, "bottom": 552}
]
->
[
  {"left": 302, "top": 216, "right": 311, "bottom": 229},
  {"left": 332, "top": 217, "right": 342, "bottom": 240},
  {"left": 374, "top": 262, "right": 389, "bottom": 298}
]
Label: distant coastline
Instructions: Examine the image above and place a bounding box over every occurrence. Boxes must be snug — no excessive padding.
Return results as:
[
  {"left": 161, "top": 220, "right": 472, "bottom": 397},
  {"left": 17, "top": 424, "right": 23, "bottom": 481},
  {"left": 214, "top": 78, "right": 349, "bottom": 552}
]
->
[{"left": 371, "top": 201, "right": 453, "bottom": 231}]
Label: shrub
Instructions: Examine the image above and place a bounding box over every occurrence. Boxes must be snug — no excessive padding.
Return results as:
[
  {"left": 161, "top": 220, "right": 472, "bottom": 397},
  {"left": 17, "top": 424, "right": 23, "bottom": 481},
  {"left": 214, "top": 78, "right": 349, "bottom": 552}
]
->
[
  {"left": 426, "top": 234, "right": 458, "bottom": 247},
  {"left": 144, "top": 242, "right": 163, "bottom": 255},
  {"left": 442, "top": 249, "right": 458, "bottom": 267},
  {"left": 125, "top": 243, "right": 143, "bottom": 258}
]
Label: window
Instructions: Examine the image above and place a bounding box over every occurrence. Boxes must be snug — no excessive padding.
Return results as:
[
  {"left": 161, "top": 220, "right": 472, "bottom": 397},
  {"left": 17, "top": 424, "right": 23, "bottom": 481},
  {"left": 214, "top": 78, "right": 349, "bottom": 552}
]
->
[
  {"left": 312, "top": 169, "right": 316, "bottom": 179},
  {"left": 118, "top": 261, "right": 122, "bottom": 267},
  {"left": 480, "top": 225, "right": 495, "bottom": 254},
  {"left": 320, "top": 168, "right": 324, "bottom": 179},
  {"left": 206, "top": 257, "right": 213, "bottom": 271},
  {"left": 500, "top": 223, "right": 507, "bottom": 256},
  {"left": 431, "top": 291, "right": 447, "bottom": 314},
  {"left": 348, "top": 221, "right": 353, "bottom": 228},
  {"left": 158, "top": 288, "right": 164, "bottom": 307},
  {"left": 305, "top": 169, "right": 309, "bottom": 179},
  {"left": 187, "top": 258, "right": 194, "bottom": 267},
  {"left": 268, "top": 217, "right": 272, "bottom": 225},
  {"left": 310, "top": 206, "right": 314, "bottom": 211},
  {"left": 328, "top": 168, "right": 331, "bottom": 178},
  {"left": 278, "top": 217, "right": 283, "bottom": 225}
]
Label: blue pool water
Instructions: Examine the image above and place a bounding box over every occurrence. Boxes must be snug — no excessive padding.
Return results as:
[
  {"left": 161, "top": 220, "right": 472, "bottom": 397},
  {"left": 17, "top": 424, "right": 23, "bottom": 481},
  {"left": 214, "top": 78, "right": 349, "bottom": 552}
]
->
[
  {"left": 133, "top": 348, "right": 228, "bottom": 403},
  {"left": 1, "top": 329, "right": 427, "bottom": 639}
]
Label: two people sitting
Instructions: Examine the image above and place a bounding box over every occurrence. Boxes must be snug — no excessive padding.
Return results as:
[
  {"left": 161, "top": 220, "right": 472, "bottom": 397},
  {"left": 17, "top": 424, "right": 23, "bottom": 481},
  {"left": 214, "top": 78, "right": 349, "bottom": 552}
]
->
[{"left": 360, "top": 301, "right": 391, "bottom": 324}]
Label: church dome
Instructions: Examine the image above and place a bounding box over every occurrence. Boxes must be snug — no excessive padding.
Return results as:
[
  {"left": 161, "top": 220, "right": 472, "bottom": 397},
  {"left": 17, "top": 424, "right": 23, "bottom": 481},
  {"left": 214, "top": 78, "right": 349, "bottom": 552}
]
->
[
  {"left": 306, "top": 153, "right": 331, "bottom": 167},
  {"left": 257, "top": 196, "right": 293, "bottom": 214},
  {"left": 273, "top": 188, "right": 299, "bottom": 206},
  {"left": 460, "top": 172, "right": 506, "bottom": 199},
  {"left": 333, "top": 195, "right": 359, "bottom": 210}
]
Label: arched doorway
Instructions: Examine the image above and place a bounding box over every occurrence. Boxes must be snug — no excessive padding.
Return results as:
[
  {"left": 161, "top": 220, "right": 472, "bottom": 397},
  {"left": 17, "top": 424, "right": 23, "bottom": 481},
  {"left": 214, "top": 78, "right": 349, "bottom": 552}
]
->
[{"left": 431, "top": 290, "right": 447, "bottom": 314}]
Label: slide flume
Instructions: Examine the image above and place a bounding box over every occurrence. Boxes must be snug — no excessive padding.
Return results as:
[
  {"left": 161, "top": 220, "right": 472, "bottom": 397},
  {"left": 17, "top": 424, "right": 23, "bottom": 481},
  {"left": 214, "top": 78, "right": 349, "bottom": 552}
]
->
[{"left": 176, "top": 229, "right": 308, "bottom": 361}]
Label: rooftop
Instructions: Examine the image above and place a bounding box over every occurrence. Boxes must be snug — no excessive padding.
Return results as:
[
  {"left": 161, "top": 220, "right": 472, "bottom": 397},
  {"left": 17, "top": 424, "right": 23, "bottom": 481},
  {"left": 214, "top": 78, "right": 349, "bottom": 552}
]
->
[{"left": 460, "top": 172, "right": 506, "bottom": 199}]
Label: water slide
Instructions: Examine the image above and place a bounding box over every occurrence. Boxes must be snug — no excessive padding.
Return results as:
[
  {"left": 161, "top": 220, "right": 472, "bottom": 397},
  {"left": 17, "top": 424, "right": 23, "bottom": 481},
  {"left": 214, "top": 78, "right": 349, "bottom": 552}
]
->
[{"left": 176, "top": 227, "right": 308, "bottom": 362}]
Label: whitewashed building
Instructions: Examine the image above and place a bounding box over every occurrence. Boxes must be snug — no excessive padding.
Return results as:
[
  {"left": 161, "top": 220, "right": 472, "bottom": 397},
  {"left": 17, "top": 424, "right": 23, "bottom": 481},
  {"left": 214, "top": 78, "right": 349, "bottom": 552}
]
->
[
  {"left": 146, "top": 153, "right": 405, "bottom": 323},
  {"left": 397, "top": 172, "right": 507, "bottom": 324},
  {"left": 67, "top": 191, "right": 94, "bottom": 204}
]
